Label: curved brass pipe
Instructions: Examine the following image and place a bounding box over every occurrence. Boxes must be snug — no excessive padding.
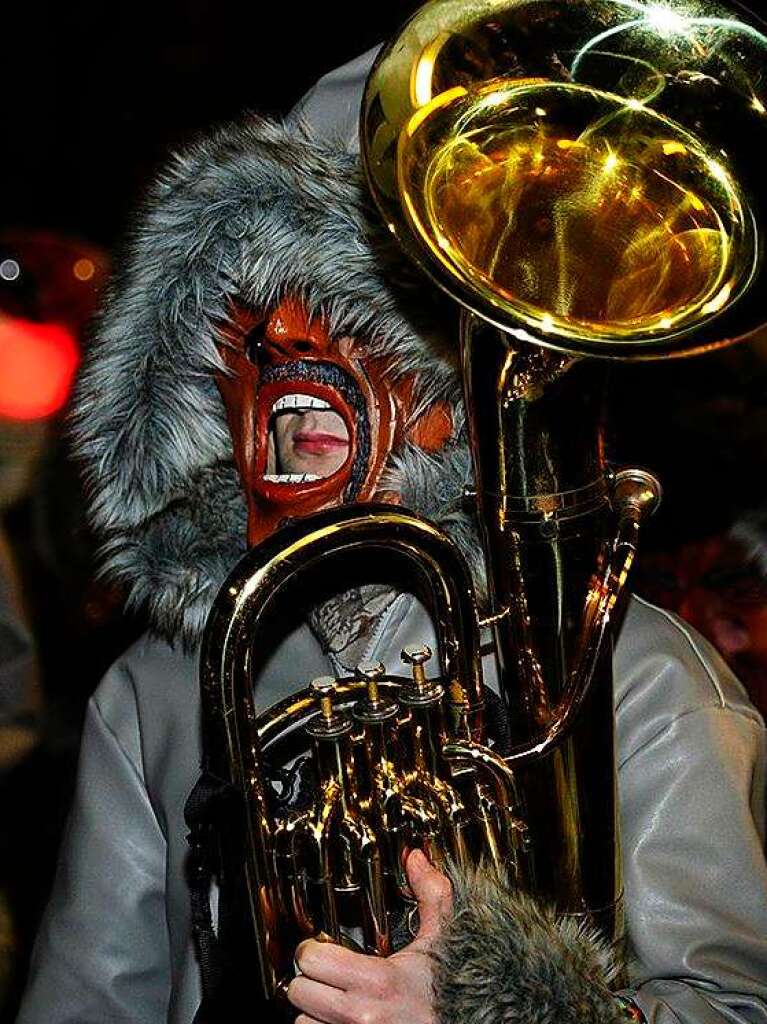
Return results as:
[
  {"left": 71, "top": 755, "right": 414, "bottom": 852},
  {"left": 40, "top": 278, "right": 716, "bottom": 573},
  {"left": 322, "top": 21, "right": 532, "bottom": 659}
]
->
[{"left": 200, "top": 504, "right": 484, "bottom": 1000}]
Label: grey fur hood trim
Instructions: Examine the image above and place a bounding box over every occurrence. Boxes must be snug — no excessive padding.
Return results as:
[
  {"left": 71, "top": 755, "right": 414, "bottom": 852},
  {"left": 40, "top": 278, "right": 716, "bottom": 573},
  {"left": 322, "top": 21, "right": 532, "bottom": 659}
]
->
[
  {"left": 432, "top": 865, "right": 626, "bottom": 1024},
  {"left": 72, "top": 117, "right": 476, "bottom": 645}
]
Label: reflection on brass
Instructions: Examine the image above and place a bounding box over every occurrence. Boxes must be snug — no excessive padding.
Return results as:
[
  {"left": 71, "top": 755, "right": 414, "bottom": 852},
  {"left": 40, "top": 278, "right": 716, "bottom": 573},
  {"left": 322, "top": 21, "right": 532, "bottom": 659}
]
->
[
  {"left": 201, "top": 509, "right": 490, "bottom": 1002},
  {"left": 363, "top": 0, "right": 767, "bottom": 359},
  {"left": 201, "top": 0, "right": 767, "bottom": 1009},
  {"left": 401, "top": 82, "right": 753, "bottom": 344}
]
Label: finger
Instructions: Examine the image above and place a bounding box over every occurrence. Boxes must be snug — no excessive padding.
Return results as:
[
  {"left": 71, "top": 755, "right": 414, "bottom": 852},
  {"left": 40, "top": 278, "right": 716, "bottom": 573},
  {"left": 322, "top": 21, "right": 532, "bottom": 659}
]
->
[
  {"left": 296, "top": 938, "right": 388, "bottom": 991},
  {"left": 406, "top": 848, "right": 453, "bottom": 943},
  {"left": 296, "top": 1017, "right": 324, "bottom": 1024},
  {"left": 287, "top": 975, "right": 351, "bottom": 1024}
]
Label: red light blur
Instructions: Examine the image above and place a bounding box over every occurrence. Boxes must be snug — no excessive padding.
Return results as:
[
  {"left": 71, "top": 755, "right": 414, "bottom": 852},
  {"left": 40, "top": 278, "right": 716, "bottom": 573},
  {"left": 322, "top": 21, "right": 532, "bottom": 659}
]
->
[{"left": 0, "top": 315, "right": 80, "bottom": 420}]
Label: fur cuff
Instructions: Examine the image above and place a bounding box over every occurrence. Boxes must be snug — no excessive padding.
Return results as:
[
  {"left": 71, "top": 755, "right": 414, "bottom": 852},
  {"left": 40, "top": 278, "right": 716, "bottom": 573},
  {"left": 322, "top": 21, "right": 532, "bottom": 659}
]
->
[{"left": 431, "top": 866, "right": 626, "bottom": 1024}]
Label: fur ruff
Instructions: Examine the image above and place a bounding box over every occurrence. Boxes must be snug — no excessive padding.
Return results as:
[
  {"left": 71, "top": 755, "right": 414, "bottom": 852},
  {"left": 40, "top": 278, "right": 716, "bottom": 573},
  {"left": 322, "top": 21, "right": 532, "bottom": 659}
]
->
[
  {"left": 72, "top": 117, "right": 481, "bottom": 644},
  {"left": 432, "top": 865, "right": 627, "bottom": 1024}
]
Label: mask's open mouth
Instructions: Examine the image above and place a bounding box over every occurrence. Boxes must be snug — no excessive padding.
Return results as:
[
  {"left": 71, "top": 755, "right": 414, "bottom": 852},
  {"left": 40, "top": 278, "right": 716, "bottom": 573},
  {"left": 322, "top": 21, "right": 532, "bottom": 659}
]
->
[
  {"left": 266, "top": 392, "right": 350, "bottom": 482},
  {"left": 252, "top": 361, "right": 371, "bottom": 503}
]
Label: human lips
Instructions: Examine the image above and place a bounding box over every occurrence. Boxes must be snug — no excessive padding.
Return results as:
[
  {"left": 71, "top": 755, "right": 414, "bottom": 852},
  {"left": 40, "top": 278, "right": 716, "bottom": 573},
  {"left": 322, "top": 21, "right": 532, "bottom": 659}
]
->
[{"left": 291, "top": 427, "right": 350, "bottom": 457}]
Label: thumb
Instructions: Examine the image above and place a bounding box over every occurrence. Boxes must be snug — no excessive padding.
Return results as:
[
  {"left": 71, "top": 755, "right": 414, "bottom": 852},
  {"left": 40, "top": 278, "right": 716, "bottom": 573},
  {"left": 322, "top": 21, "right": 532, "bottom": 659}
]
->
[{"left": 406, "top": 849, "right": 453, "bottom": 946}]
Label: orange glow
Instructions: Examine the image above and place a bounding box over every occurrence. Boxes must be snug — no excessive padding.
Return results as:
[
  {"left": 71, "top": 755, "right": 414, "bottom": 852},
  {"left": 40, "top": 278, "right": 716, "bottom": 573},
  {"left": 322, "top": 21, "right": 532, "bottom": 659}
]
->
[
  {"left": 73, "top": 257, "right": 96, "bottom": 282},
  {"left": 0, "top": 315, "right": 79, "bottom": 420}
]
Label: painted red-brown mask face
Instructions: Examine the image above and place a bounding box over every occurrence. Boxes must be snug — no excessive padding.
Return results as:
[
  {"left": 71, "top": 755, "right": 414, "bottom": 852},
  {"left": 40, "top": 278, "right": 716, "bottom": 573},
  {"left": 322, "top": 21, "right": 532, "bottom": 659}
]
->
[{"left": 217, "top": 296, "right": 452, "bottom": 546}]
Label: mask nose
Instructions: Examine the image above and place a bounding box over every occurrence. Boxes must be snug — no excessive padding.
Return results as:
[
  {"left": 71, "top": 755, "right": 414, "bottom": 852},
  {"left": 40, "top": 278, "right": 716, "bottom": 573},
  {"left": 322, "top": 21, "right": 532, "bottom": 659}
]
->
[{"left": 261, "top": 297, "right": 332, "bottom": 361}]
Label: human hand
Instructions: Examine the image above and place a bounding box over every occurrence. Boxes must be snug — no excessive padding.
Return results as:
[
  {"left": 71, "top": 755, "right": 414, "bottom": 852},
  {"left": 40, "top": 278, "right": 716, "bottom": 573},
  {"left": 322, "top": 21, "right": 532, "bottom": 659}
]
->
[{"left": 287, "top": 848, "right": 452, "bottom": 1024}]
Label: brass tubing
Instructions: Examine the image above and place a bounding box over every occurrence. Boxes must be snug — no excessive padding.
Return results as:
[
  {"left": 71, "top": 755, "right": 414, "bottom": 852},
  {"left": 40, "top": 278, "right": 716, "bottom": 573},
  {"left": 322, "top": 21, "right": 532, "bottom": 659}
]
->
[
  {"left": 457, "top": 471, "right": 660, "bottom": 768},
  {"left": 460, "top": 316, "right": 613, "bottom": 745},
  {"left": 317, "top": 794, "right": 342, "bottom": 944},
  {"left": 347, "top": 820, "right": 390, "bottom": 956},
  {"left": 274, "top": 814, "right": 314, "bottom": 938},
  {"left": 205, "top": 506, "right": 483, "bottom": 716},
  {"left": 460, "top": 314, "right": 635, "bottom": 933},
  {"left": 200, "top": 507, "right": 483, "bottom": 1000},
  {"left": 442, "top": 739, "right": 526, "bottom": 872}
]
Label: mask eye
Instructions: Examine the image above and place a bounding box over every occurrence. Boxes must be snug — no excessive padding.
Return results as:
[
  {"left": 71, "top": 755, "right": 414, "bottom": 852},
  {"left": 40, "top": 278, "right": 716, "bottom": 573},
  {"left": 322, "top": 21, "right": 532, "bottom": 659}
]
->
[
  {"left": 225, "top": 303, "right": 265, "bottom": 364},
  {"left": 244, "top": 323, "right": 264, "bottom": 364}
]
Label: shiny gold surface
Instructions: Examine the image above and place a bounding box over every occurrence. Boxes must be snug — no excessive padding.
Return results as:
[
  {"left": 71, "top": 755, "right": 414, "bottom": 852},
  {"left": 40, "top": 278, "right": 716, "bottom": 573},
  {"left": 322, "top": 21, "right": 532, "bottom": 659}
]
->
[
  {"left": 357, "top": 0, "right": 765, "bottom": 963},
  {"left": 363, "top": 0, "right": 767, "bottom": 357},
  {"left": 201, "top": 459, "right": 660, "bottom": 1001},
  {"left": 200, "top": 507, "right": 488, "bottom": 1001},
  {"left": 401, "top": 81, "right": 753, "bottom": 344},
  {"left": 253, "top": 647, "right": 528, "bottom": 962}
]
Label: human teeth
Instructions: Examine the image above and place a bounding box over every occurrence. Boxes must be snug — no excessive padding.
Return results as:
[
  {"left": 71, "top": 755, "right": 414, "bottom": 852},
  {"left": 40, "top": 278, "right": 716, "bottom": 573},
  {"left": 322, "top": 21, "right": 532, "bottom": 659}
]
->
[
  {"left": 272, "top": 393, "right": 331, "bottom": 413},
  {"left": 263, "top": 473, "right": 322, "bottom": 483}
]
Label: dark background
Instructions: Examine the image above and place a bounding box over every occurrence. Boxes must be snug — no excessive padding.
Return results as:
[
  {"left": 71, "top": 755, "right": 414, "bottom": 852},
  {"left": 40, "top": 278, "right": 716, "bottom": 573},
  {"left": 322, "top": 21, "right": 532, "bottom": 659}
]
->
[
  {"left": 1, "top": 2, "right": 767, "bottom": 1021},
  {"left": 1, "top": 1, "right": 420, "bottom": 246}
]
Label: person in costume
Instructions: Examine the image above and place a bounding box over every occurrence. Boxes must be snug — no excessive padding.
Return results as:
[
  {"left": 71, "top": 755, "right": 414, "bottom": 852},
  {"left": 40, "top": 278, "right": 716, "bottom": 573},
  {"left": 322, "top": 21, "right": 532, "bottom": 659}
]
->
[{"left": 16, "top": 54, "right": 767, "bottom": 1024}]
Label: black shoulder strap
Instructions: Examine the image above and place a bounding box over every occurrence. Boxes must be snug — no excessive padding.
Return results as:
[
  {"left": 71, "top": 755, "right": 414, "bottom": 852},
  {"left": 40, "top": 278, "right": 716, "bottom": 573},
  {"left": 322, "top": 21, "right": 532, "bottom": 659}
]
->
[{"left": 184, "top": 768, "right": 233, "bottom": 1023}]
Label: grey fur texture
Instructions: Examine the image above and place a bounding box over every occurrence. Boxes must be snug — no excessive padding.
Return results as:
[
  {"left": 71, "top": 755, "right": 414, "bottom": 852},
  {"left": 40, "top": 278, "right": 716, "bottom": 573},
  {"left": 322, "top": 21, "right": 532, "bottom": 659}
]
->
[
  {"left": 432, "top": 865, "right": 626, "bottom": 1024},
  {"left": 72, "top": 117, "right": 479, "bottom": 644}
]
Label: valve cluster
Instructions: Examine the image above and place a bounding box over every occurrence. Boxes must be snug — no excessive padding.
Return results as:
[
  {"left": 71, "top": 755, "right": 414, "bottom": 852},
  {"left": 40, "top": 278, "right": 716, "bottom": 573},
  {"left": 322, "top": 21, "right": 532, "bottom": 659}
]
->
[{"left": 306, "top": 643, "right": 441, "bottom": 735}]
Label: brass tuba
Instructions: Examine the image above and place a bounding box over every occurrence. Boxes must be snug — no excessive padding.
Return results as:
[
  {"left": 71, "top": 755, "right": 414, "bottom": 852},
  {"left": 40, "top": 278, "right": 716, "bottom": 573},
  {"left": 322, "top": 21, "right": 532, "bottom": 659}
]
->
[{"left": 198, "top": 0, "right": 767, "bottom": 1012}]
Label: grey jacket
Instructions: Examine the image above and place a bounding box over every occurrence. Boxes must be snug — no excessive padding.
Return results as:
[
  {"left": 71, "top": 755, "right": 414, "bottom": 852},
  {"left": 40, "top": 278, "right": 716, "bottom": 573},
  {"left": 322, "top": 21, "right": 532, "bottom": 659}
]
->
[{"left": 16, "top": 595, "right": 767, "bottom": 1024}]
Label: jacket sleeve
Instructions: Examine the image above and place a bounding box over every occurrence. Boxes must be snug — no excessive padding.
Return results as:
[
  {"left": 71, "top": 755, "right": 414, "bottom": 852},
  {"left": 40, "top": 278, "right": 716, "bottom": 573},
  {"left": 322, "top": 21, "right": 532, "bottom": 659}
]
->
[
  {"left": 16, "top": 667, "right": 172, "bottom": 1024},
  {"left": 621, "top": 702, "right": 767, "bottom": 1024}
]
